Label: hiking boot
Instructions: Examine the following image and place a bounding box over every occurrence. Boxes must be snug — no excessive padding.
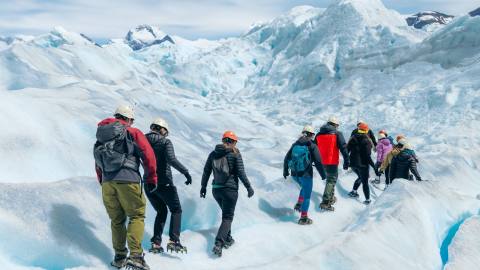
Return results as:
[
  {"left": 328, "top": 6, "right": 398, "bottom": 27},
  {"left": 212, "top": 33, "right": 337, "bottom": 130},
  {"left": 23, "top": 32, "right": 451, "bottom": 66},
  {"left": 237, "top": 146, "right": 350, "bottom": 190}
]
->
[
  {"left": 298, "top": 216, "right": 313, "bottom": 225},
  {"left": 331, "top": 196, "right": 337, "bottom": 205},
  {"left": 148, "top": 242, "right": 164, "bottom": 254},
  {"left": 348, "top": 190, "right": 359, "bottom": 198},
  {"left": 363, "top": 199, "right": 371, "bottom": 205},
  {"left": 125, "top": 253, "right": 150, "bottom": 270},
  {"left": 111, "top": 254, "right": 127, "bottom": 269},
  {"left": 293, "top": 202, "right": 302, "bottom": 212},
  {"left": 212, "top": 242, "right": 223, "bottom": 257},
  {"left": 320, "top": 202, "right": 335, "bottom": 211},
  {"left": 166, "top": 240, "right": 187, "bottom": 254},
  {"left": 224, "top": 235, "right": 235, "bottom": 249}
]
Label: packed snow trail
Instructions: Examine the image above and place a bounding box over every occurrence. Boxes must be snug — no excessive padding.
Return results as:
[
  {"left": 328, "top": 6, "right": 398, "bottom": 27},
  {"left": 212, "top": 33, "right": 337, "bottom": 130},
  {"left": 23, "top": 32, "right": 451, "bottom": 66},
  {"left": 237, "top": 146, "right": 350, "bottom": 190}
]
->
[{"left": 0, "top": 0, "right": 480, "bottom": 269}]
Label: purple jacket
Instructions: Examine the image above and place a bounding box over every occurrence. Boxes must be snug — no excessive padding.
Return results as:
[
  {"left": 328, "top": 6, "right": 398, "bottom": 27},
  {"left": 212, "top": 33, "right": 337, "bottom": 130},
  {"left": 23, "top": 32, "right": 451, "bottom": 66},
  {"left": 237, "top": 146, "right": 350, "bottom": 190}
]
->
[{"left": 376, "top": 138, "right": 393, "bottom": 163}]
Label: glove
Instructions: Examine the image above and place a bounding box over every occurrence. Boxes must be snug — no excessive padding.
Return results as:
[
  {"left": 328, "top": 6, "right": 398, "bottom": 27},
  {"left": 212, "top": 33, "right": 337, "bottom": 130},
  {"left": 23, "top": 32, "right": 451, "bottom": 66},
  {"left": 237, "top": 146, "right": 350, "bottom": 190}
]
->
[
  {"left": 246, "top": 186, "right": 255, "bottom": 198},
  {"left": 343, "top": 162, "right": 349, "bottom": 170},
  {"left": 374, "top": 168, "right": 381, "bottom": 177},
  {"left": 147, "top": 183, "right": 158, "bottom": 193},
  {"left": 200, "top": 186, "right": 207, "bottom": 198},
  {"left": 184, "top": 172, "right": 192, "bottom": 185},
  {"left": 283, "top": 171, "right": 289, "bottom": 180}
]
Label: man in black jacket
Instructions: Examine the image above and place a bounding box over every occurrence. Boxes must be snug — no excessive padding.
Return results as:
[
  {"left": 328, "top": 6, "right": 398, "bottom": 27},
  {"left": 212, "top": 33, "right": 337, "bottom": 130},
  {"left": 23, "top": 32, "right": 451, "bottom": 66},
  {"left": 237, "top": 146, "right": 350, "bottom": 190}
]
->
[
  {"left": 351, "top": 120, "right": 377, "bottom": 147},
  {"left": 284, "top": 126, "right": 326, "bottom": 224},
  {"left": 390, "top": 138, "right": 422, "bottom": 182},
  {"left": 145, "top": 118, "right": 192, "bottom": 254},
  {"left": 347, "top": 123, "right": 379, "bottom": 205},
  {"left": 200, "top": 131, "right": 254, "bottom": 257}
]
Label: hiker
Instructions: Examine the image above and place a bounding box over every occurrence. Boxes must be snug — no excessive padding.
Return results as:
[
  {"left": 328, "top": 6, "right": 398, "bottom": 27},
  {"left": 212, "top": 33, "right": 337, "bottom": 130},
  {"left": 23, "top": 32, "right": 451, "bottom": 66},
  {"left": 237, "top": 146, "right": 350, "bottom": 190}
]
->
[
  {"left": 283, "top": 126, "right": 326, "bottom": 223},
  {"left": 94, "top": 105, "right": 157, "bottom": 270},
  {"left": 379, "top": 129, "right": 395, "bottom": 146},
  {"left": 347, "top": 123, "right": 379, "bottom": 205},
  {"left": 200, "top": 131, "right": 254, "bottom": 257},
  {"left": 390, "top": 138, "right": 422, "bottom": 182},
  {"left": 351, "top": 120, "right": 377, "bottom": 147},
  {"left": 373, "top": 130, "right": 393, "bottom": 185},
  {"left": 315, "top": 117, "right": 349, "bottom": 211},
  {"left": 144, "top": 118, "right": 191, "bottom": 254},
  {"left": 379, "top": 135, "right": 418, "bottom": 186}
]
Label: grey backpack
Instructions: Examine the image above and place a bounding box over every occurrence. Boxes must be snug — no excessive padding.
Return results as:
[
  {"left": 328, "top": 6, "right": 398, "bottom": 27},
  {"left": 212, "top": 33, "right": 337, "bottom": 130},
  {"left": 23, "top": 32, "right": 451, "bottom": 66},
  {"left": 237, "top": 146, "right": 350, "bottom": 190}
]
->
[
  {"left": 212, "top": 156, "right": 231, "bottom": 185},
  {"left": 93, "top": 121, "right": 139, "bottom": 173}
]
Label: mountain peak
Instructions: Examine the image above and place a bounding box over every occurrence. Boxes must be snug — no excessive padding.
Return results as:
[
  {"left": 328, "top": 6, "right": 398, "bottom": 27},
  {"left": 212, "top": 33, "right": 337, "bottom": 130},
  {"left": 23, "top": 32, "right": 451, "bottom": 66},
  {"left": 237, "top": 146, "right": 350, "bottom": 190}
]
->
[
  {"left": 125, "top": 24, "right": 175, "bottom": 51},
  {"left": 470, "top": 7, "right": 480, "bottom": 17},
  {"left": 324, "top": 0, "right": 405, "bottom": 27},
  {"left": 406, "top": 11, "right": 454, "bottom": 30}
]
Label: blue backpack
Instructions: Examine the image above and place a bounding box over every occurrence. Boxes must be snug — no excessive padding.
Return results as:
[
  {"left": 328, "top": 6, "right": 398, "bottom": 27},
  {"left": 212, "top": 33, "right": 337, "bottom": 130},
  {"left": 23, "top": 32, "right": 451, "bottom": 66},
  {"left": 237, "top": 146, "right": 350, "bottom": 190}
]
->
[{"left": 288, "top": 145, "right": 311, "bottom": 174}]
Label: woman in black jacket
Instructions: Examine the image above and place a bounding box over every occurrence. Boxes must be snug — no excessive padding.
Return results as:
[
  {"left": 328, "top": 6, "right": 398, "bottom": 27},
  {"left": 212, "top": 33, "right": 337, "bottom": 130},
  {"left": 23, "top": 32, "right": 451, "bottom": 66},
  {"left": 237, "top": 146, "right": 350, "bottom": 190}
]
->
[
  {"left": 389, "top": 139, "right": 422, "bottom": 181},
  {"left": 145, "top": 118, "right": 192, "bottom": 254},
  {"left": 200, "top": 131, "right": 254, "bottom": 257},
  {"left": 346, "top": 123, "right": 379, "bottom": 204}
]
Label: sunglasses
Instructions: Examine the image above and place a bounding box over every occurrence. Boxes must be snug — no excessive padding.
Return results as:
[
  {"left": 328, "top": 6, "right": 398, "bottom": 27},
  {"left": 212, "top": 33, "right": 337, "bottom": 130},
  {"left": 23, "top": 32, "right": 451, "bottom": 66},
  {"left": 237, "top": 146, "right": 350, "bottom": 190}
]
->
[{"left": 223, "top": 138, "right": 237, "bottom": 144}]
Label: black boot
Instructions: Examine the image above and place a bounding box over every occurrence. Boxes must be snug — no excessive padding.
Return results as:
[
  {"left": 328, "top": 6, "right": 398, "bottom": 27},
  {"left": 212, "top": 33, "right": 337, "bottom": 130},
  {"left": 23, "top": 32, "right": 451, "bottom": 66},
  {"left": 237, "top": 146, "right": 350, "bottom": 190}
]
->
[
  {"left": 212, "top": 242, "right": 223, "bottom": 257},
  {"left": 166, "top": 239, "right": 187, "bottom": 254},
  {"left": 348, "top": 190, "right": 359, "bottom": 198},
  {"left": 293, "top": 202, "right": 302, "bottom": 212},
  {"left": 111, "top": 254, "right": 127, "bottom": 269},
  {"left": 224, "top": 235, "right": 235, "bottom": 249},
  {"left": 125, "top": 253, "right": 150, "bottom": 270},
  {"left": 148, "top": 241, "right": 164, "bottom": 254}
]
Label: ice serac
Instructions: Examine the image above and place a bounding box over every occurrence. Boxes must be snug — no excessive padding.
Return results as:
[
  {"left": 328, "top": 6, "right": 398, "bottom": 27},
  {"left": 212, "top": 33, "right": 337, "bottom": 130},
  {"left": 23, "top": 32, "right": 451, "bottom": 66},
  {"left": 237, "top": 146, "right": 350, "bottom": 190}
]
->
[
  {"left": 445, "top": 216, "right": 480, "bottom": 270},
  {"left": 125, "top": 24, "right": 175, "bottom": 50},
  {"left": 406, "top": 11, "right": 454, "bottom": 30},
  {"left": 248, "top": 0, "right": 425, "bottom": 93}
]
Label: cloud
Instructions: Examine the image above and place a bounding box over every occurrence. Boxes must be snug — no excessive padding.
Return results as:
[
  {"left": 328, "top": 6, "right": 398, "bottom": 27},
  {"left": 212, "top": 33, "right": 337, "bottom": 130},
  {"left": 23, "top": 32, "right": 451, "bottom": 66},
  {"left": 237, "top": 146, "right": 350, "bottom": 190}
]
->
[{"left": 0, "top": 0, "right": 478, "bottom": 40}]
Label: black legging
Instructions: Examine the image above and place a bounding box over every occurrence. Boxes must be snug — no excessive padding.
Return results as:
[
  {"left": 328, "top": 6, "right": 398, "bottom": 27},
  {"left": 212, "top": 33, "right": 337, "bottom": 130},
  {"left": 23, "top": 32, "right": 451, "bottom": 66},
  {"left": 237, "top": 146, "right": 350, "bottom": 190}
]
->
[
  {"left": 352, "top": 167, "right": 370, "bottom": 200},
  {"left": 146, "top": 185, "right": 182, "bottom": 244},
  {"left": 385, "top": 165, "right": 392, "bottom": 185},
  {"left": 213, "top": 188, "right": 238, "bottom": 245}
]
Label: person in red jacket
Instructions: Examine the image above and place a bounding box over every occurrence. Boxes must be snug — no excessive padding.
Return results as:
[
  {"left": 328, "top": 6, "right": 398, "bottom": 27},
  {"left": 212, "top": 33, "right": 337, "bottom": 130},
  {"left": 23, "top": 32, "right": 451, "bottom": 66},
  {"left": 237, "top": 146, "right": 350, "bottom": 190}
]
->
[
  {"left": 94, "top": 105, "right": 157, "bottom": 270},
  {"left": 315, "top": 116, "right": 349, "bottom": 211}
]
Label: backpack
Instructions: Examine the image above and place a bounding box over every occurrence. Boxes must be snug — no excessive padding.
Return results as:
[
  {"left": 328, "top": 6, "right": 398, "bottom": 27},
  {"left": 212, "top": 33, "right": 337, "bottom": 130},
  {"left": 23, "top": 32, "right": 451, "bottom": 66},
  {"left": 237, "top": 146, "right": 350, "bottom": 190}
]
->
[
  {"left": 288, "top": 145, "right": 311, "bottom": 174},
  {"left": 212, "top": 155, "right": 231, "bottom": 185},
  {"left": 93, "top": 121, "right": 139, "bottom": 173}
]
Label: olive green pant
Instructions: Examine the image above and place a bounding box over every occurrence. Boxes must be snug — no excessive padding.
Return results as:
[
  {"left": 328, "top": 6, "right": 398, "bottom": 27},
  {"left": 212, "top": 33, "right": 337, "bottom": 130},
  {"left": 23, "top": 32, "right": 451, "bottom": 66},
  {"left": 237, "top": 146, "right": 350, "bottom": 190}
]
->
[
  {"left": 102, "top": 181, "right": 146, "bottom": 256},
  {"left": 322, "top": 165, "right": 339, "bottom": 204}
]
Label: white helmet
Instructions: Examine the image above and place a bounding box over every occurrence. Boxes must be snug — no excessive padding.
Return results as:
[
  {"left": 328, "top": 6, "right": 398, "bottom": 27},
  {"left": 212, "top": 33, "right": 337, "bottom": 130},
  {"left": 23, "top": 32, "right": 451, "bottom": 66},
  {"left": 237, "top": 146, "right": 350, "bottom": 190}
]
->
[
  {"left": 152, "top": 117, "right": 169, "bottom": 131},
  {"left": 302, "top": 125, "right": 314, "bottom": 134},
  {"left": 328, "top": 116, "right": 339, "bottom": 125},
  {"left": 114, "top": 105, "right": 134, "bottom": 119}
]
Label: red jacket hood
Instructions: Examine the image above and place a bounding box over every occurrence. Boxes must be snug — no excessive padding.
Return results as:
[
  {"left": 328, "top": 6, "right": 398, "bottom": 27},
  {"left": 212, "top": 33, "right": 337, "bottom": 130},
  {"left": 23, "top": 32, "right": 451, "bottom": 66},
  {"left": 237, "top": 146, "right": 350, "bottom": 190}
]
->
[{"left": 98, "top": 118, "right": 130, "bottom": 127}]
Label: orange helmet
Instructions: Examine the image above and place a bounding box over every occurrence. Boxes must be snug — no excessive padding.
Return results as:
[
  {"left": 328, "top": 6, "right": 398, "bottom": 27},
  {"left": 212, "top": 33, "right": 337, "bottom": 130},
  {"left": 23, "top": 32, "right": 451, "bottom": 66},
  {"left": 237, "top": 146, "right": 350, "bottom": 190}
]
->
[
  {"left": 358, "top": 123, "right": 369, "bottom": 131},
  {"left": 222, "top": 131, "right": 238, "bottom": 141},
  {"left": 396, "top": 134, "right": 406, "bottom": 142},
  {"left": 379, "top": 129, "right": 387, "bottom": 135}
]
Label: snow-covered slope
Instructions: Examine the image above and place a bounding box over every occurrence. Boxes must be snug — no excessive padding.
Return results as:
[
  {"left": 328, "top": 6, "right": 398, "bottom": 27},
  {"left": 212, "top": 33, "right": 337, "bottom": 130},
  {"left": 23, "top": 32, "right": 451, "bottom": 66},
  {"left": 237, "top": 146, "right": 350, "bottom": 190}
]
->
[{"left": 0, "top": 0, "right": 480, "bottom": 269}]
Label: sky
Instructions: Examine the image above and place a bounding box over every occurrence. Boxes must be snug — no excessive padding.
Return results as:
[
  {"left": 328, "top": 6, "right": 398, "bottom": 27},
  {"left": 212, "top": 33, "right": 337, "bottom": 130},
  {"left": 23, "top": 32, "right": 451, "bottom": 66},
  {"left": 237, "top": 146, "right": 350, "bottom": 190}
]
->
[{"left": 0, "top": 0, "right": 479, "bottom": 41}]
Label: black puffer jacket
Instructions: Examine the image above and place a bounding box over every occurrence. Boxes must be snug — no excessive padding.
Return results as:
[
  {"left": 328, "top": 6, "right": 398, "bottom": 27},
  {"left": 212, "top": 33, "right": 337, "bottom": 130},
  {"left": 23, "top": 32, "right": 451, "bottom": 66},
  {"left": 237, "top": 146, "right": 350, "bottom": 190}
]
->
[
  {"left": 201, "top": 144, "right": 252, "bottom": 190},
  {"left": 351, "top": 128, "right": 377, "bottom": 147},
  {"left": 390, "top": 149, "right": 422, "bottom": 180},
  {"left": 146, "top": 132, "right": 189, "bottom": 186},
  {"left": 347, "top": 133, "right": 375, "bottom": 168},
  {"left": 284, "top": 136, "right": 326, "bottom": 179}
]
